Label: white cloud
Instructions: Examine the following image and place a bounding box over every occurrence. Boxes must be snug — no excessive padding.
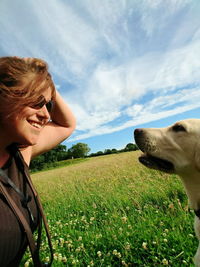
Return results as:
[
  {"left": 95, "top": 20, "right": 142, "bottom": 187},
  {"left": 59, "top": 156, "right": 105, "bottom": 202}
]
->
[
  {"left": 70, "top": 38, "right": 200, "bottom": 137},
  {"left": 0, "top": 0, "right": 200, "bottom": 143},
  {"left": 139, "top": 0, "right": 192, "bottom": 38},
  {"left": 70, "top": 88, "right": 200, "bottom": 142}
]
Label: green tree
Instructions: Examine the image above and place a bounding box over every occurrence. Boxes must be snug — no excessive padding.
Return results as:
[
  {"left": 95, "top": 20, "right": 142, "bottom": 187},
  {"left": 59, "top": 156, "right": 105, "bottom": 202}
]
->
[
  {"left": 104, "top": 149, "right": 112, "bottom": 155},
  {"left": 89, "top": 151, "right": 104, "bottom": 157},
  {"left": 96, "top": 151, "right": 104, "bottom": 156},
  {"left": 68, "top": 143, "right": 90, "bottom": 158},
  {"left": 53, "top": 144, "right": 68, "bottom": 161},
  {"left": 43, "top": 144, "right": 68, "bottom": 162},
  {"left": 30, "top": 144, "right": 68, "bottom": 171},
  {"left": 124, "top": 143, "right": 138, "bottom": 151},
  {"left": 30, "top": 154, "right": 45, "bottom": 171}
]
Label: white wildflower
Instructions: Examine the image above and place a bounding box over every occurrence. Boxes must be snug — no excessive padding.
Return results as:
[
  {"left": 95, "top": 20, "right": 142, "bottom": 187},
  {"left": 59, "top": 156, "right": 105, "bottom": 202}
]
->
[
  {"left": 113, "top": 249, "right": 118, "bottom": 255},
  {"left": 122, "top": 216, "right": 128, "bottom": 223},
  {"left": 162, "top": 258, "right": 169, "bottom": 265},
  {"left": 142, "top": 242, "right": 148, "bottom": 250},
  {"left": 97, "top": 251, "right": 102, "bottom": 257}
]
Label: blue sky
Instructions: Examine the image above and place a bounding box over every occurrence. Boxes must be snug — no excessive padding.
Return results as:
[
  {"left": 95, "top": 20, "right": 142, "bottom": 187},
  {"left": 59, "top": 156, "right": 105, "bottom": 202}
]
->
[{"left": 1, "top": 0, "right": 200, "bottom": 153}]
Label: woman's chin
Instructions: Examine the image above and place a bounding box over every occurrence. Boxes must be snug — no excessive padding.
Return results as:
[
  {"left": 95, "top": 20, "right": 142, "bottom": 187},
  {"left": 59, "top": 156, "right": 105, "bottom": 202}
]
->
[{"left": 18, "top": 137, "right": 38, "bottom": 147}]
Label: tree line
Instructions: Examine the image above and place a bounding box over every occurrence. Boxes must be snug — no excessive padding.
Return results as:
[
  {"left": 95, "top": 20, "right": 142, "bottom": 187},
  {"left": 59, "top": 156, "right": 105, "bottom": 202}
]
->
[{"left": 30, "top": 142, "right": 138, "bottom": 172}]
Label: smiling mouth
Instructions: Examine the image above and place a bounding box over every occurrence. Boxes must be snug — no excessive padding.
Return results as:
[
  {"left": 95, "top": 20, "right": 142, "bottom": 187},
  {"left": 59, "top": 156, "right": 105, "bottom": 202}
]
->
[
  {"left": 28, "top": 120, "right": 43, "bottom": 130},
  {"left": 139, "top": 153, "right": 174, "bottom": 173}
]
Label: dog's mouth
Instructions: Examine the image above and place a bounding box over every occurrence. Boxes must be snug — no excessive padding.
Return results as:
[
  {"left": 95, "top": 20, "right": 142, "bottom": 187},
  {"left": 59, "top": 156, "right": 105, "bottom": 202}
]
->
[{"left": 139, "top": 153, "right": 174, "bottom": 173}]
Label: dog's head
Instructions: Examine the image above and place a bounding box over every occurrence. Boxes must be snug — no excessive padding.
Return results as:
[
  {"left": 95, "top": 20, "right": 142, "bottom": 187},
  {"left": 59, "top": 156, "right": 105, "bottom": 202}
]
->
[{"left": 134, "top": 119, "right": 200, "bottom": 174}]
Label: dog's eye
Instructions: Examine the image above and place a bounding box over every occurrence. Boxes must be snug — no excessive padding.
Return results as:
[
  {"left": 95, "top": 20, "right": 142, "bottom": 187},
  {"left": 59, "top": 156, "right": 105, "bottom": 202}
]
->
[{"left": 172, "top": 124, "right": 186, "bottom": 132}]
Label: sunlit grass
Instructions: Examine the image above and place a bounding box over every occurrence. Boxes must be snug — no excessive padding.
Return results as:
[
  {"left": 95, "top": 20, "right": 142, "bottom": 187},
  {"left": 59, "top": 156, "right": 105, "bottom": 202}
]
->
[{"left": 21, "top": 152, "right": 197, "bottom": 266}]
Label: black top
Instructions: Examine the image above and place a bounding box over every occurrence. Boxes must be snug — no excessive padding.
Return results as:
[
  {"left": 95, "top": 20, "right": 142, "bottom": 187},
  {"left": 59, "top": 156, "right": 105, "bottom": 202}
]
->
[{"left": 0, "top": 153, "right": 39, "bottom": 266}]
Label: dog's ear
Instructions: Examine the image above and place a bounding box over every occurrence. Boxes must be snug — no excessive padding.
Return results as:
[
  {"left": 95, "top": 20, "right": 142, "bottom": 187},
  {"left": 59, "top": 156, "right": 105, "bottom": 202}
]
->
[{"left": 195, "top": 145, "right": 200, "bottom": 172}]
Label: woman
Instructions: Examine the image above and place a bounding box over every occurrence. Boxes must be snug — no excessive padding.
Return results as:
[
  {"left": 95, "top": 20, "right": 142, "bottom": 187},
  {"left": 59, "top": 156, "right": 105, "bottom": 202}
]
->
[{"left": 0, "top": 57, "right": 76, "bottom": 266}]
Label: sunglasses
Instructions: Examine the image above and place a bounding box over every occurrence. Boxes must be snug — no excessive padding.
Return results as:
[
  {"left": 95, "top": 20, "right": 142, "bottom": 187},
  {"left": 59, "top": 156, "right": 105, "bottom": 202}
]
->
[{"left": 30, "top": 96, "right": 54, "bottom": 113}]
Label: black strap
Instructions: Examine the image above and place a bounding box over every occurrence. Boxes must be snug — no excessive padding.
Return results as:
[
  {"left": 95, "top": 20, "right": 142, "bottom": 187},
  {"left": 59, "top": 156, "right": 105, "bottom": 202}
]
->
[
  {"left": 13, "top": 147, "right": 54, "bottom": 266},
  {"left": 0, "top": 181, "right": 42, "bottom": 266},
  {"left": 12, "top": 148, "right": 53, "bottom": 263},
  {"left": 0, "top": 145, "right": 53, "bottom": 266}
]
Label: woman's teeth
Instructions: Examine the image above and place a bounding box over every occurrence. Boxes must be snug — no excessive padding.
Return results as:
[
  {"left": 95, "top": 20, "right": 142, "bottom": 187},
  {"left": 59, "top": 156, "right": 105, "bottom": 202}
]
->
[{"left": 29, "top": 121, "right": 42, "bottom": 129}]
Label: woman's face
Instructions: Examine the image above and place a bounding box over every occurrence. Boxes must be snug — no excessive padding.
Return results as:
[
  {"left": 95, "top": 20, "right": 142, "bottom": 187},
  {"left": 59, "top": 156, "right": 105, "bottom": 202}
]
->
[{"left": 1, "top": 88, "right": 52, "bottom": 146}]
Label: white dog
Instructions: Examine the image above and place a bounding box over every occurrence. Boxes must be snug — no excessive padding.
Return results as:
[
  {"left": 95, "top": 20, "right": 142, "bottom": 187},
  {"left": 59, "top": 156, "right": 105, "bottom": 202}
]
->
[{"left": 134, "top": 119, "right": 200, "bottom": 266}]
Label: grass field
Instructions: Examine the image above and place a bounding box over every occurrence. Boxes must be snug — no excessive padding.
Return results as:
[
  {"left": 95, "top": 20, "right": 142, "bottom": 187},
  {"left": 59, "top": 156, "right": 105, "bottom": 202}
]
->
[{"left": 22, "top": 151, "right": 197, "bottom": 266}]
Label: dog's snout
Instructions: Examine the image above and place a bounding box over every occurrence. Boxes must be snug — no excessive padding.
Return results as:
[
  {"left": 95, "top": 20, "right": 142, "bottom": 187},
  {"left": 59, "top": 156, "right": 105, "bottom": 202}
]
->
[
  {"left": 134, "top": 128, "right": 146, "bottom": 152},
  {"left": 134, "top": 128, "right": 144, "bottom": 139}
]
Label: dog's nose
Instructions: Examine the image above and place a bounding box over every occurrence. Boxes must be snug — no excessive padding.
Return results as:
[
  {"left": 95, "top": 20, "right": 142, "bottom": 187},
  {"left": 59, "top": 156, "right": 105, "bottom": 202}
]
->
[{"left": 134, "top": 128, "right": 144, "bottom": 139}]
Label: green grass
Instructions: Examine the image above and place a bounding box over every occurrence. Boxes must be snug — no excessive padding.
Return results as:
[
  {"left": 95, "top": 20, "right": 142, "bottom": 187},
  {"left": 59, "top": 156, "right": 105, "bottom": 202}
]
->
[{"left": 21, "top": 152, "right": 197, "bottom": 266}]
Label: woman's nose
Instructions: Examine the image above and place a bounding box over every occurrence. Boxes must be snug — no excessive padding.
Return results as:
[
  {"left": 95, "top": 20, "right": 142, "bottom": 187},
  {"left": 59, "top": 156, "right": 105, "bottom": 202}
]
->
[{"left": 37, "top": 105, "right": 50, "bottom": 120}]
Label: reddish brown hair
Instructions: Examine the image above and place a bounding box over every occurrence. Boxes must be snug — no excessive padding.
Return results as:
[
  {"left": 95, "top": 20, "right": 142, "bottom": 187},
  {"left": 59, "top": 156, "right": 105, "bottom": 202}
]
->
[{"left": 0, "top": 57, "right": 56, "bottom": 119}]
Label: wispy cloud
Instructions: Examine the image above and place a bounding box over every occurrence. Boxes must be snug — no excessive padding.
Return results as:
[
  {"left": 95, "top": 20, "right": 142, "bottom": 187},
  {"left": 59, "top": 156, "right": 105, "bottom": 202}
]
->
[
  {"left": 0, "top": 0, "right": 200, "bottom": 143},
  {"left": 70, "top": 85, "right": 200, "bottom": 142},
  {"left": 70, "top": 36, "right": 200, "bottom": 138}
]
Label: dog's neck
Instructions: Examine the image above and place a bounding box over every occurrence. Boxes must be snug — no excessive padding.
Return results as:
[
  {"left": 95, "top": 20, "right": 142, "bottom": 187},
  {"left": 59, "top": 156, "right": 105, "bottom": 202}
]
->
[{"left": 180, "top": 171, "right": 200, "bottom": 210}]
